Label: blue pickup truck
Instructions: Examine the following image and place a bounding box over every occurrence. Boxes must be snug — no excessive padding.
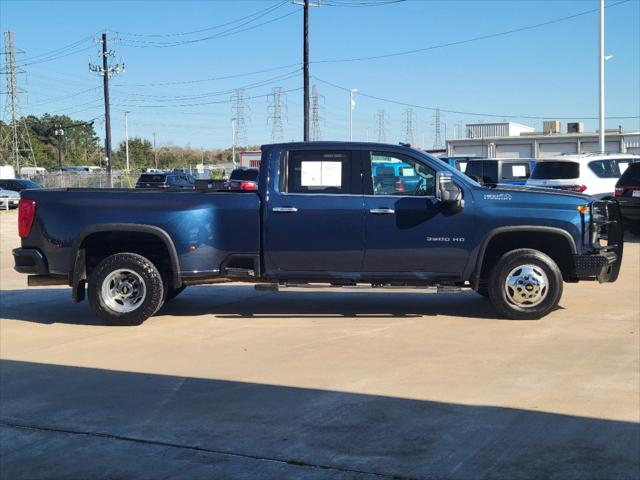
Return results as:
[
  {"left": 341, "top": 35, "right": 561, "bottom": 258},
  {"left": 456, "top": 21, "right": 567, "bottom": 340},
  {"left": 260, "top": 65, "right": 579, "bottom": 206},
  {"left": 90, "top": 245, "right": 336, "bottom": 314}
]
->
[{"left": 13, "top": 142, "right": 623, "bottom": 325}]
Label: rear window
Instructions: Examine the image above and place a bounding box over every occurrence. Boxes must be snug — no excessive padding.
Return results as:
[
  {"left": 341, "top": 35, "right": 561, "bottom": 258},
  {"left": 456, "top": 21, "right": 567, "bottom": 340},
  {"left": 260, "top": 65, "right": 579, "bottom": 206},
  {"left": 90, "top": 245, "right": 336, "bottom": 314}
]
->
[
  {"left": 588, "top": 159, "right": 622, "bottom": 178},
  {"left": 138, "top": 174, "right": 166, "bottom": 183},
  {"left": 618, "top": 163, "right": 640, "bottom": 185},
  {"left": 229, "top": 169, "right": 258, "bottom": 181},
  {"left": 530, "top": 161, "right": 579, "bottom": 180},
  {"left": 465, "top": 161, "right": 499, "bottom": 183},
  {"left": 501, "top": 162, "right": 531, "bottom": 180}
]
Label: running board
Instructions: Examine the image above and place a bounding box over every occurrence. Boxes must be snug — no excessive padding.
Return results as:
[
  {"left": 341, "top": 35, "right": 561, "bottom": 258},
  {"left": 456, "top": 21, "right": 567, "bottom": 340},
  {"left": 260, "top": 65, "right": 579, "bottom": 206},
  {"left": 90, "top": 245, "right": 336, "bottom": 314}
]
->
[{"left": 255, "top": 283, "right": 464, "bottom": 294}]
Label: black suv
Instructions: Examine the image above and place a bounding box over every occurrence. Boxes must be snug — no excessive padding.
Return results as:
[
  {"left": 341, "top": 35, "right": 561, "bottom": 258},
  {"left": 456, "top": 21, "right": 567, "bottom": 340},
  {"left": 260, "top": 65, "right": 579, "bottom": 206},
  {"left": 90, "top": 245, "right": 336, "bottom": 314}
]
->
[
  {"left": 0, "top": 179, "right": 42, "bottom": 192},
  {"left": 135, "top": 173, "right": 195, "bottom": 190},
  {"left": 464, "top": 158, "right": 534, "bottom": 186},
  {"left": 615, "top": 162, "right": 640, "bottom": 234}
]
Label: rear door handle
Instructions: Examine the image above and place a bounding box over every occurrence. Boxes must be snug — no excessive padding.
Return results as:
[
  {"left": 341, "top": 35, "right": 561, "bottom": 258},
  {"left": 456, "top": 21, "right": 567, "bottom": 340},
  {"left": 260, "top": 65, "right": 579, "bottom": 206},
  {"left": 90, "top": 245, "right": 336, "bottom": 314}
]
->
[
  {"left": 369, "top": 208, "right": 395, "bottom": 215},
  {"left": 272, "top": 206, "right": 298, "bottom": 213}
]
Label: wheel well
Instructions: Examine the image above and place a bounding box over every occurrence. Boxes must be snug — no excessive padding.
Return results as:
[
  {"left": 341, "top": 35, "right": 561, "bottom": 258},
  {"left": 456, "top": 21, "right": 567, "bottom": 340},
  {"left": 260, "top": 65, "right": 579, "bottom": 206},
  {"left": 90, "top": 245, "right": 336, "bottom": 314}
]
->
[
  {"left": 79, "top": 231, "right": 175, "bottom": 285},
  {"left": 478, "top": 231, "right": 575, "bottom": 283}
]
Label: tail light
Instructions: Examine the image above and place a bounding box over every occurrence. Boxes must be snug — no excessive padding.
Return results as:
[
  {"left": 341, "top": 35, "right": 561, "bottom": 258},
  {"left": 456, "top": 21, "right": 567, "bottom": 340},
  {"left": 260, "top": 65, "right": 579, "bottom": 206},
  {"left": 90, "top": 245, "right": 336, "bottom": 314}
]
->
[
  {"left": 615, "top": 187, "right": 624, "bottom": 197},
  {"left": 395, "top": 179, "right": 405, "bottom": 193},
  {"left": 558, "top": 185, "right": 587, "bottom": 193},
  {"left": 158, "top": 183, "right": 170, "bottom": 189},
  {"left": 18, "top": 198, "right": 36, "bottom": 238},
  {"left": 240, "top": 181, "right": 257, "bottom": 191}
]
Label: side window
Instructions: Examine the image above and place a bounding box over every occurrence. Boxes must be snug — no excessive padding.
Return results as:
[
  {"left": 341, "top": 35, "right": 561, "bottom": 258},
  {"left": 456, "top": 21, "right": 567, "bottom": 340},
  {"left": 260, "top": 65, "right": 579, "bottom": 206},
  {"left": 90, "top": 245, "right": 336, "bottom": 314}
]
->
[
  {"left": 370, "top": 152, "right": 436, "bottom": 196},
  {"left": 285, "top": 150, "right": 350, "bottom": 194}
]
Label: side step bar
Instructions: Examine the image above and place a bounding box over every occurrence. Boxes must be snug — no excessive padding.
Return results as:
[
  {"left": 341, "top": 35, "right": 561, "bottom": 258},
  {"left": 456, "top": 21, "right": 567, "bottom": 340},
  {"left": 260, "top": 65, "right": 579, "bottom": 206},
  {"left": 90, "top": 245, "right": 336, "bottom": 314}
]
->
[
  {"left": 255, "top": 283, "right": 463, "bottom": 294},
  {"left": 27, "top": 275, "right": 68, "bottom": 287}
]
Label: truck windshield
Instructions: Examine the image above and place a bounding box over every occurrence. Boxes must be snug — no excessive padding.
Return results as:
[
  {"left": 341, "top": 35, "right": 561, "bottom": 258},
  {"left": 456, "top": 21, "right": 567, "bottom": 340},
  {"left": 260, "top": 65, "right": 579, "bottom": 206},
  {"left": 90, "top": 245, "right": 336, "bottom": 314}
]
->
[{"left": 530, "top": 161, "right": 579, "bottom": 180}]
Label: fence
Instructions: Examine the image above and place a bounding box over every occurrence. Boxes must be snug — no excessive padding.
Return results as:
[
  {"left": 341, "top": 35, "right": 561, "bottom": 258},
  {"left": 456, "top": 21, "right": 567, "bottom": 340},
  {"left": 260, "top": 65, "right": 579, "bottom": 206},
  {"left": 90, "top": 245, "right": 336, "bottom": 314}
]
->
[{"left": 26, "top": 173, "right": 141, "bottom": 189}]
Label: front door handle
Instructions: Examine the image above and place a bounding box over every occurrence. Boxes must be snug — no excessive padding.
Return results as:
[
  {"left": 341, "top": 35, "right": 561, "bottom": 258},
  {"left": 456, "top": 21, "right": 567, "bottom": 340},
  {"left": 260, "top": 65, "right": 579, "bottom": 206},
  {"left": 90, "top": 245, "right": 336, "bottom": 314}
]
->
[
  {"left": 272, "top": 206, "right": 298, "bottom": 213},
  {"left": 369, "top": 208, "right": 395, "bottom": 215}
]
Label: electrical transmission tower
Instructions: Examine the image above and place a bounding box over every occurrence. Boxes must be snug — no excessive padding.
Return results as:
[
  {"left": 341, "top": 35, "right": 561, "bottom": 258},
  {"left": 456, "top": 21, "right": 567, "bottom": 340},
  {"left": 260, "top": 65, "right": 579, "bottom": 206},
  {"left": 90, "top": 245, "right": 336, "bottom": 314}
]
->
[
  {"left": 375, "top": 110, "right": 388, "bottom": 143},
  {"left": 267, "top": 87, "right": 287, "bottom": 143},
  {"left": 432, "top": 108, "right": 444, "bottom": 149},
  {"left": 402, "top": 108, "right": 416, "bottom": 144},
  {"left": 310, "top": 84, "right": 323, "bottom": 141},
  {"left": 1, "top": 31, "right": 35, "bottom": 171},
  {"left": 231, "top": 88, "right": 249, "bottom": 146}
]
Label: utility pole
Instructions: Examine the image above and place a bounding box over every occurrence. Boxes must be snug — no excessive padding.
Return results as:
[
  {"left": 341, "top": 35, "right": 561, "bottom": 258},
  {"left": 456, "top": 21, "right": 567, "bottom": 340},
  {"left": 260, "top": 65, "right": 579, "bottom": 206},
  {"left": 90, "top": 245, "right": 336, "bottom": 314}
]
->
[
  {"left": 124, "top": 111, "right": 130, "bottom": 172},
  {"left": 349, "top": 88, "right": 357, "bottom": 141},
  {"left": 303, "top": 0, "right": 309, "bottom": 142},
  {"left": 598, "top": 0, "right": 605, "bottom": 153},
  {"left": 432, "top": 108, "right": 443, "bottom": 149},
  {"left": 153, "top": 132, "right": 158, "bottom": 169},
  {"left": 231, "top": 88, "right": 249, "bottom": 146},
  {"left": 54, "top": 126, "right": 64, "bottom": 169},
  {"left": 89, "top": 31, "right": 124, "bottom": 187}
]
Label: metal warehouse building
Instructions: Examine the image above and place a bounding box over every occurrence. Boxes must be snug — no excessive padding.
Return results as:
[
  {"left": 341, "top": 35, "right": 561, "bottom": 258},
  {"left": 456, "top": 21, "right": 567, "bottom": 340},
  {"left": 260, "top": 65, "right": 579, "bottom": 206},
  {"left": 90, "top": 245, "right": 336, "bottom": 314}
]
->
[{"left": 446, "top": 121, "right": 640, "bottom": 158}]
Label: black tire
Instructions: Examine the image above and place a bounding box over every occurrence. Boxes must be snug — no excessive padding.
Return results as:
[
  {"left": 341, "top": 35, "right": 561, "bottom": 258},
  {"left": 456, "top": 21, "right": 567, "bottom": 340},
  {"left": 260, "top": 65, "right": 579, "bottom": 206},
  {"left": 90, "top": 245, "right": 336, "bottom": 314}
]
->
[
  {"left": 488, "top": 248, "right": 563, "bottom": 320},
  {"left": 88, "top": 253, "right": 164, "bottom": 326},
  {"left": 165, "top": 285, "right": 186, "bottom": 302}
]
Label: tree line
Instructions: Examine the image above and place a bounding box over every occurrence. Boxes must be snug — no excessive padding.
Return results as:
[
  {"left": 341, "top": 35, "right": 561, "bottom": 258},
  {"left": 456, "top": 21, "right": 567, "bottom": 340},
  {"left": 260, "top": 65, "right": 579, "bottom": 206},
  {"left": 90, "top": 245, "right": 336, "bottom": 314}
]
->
[{"left": 0, "top": 114, "right": 257, "bottom": 172}]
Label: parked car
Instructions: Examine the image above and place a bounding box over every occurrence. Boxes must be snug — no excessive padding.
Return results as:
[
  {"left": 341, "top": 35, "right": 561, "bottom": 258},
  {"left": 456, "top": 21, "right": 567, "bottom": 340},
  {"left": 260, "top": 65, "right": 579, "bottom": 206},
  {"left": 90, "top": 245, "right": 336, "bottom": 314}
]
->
[
  {"left": 0, "top": 179, "right": 43, "bottom": 192},
  {"left": 0, "top": 188, "right": 20, "bottom": 209},
  {"left": 223, "top": 168, "right": 258, "bottom": 190},
  {"left": 438, "top": 156, "right": 480, "bottom": 174},
  {"left": 615, "top": 162, "right": 640, "bottom": 234},
  {"left": 13, "top": 142, "right": 624, "bottom": 325},
  {"left": 371, "top": 158, "right": 423, "bottom": 194},
  {"left": 464, "top": 158, "right": 535, "bottom": 186},
  {"left": 135, "top": 173, "right": 195, "bottom": 190},
  {"left": 527, "top": 153, "right": 640, "bottom": 198}
]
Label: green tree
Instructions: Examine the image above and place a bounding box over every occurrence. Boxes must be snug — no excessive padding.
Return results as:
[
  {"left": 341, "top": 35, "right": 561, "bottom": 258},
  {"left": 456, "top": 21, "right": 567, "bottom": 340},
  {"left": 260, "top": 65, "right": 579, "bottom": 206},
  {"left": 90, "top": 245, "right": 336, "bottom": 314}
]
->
[{"left": 114, "top": 137, "right": 153, "bottom": 171}]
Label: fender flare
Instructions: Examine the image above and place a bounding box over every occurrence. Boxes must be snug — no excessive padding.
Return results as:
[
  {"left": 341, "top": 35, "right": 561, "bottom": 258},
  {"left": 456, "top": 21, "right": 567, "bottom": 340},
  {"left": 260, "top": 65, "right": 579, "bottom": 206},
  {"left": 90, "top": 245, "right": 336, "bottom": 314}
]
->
[
  {"left": 70, "top": 224, "right": 182, "bottom": 297},
  {"left": 470, "top": 226, "right": 577, "bottom": 289}
]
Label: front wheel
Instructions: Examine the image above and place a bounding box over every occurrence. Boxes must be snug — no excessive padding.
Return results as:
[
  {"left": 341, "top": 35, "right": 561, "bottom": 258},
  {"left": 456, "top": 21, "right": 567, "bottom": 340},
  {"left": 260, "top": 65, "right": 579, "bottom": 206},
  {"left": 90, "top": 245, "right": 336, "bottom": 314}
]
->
[
  {"left": 88, "top": 253, "right": 164, "bottom": 326},
  {"left": 488, "top": 249, "right": 563, "bottom": 320}
]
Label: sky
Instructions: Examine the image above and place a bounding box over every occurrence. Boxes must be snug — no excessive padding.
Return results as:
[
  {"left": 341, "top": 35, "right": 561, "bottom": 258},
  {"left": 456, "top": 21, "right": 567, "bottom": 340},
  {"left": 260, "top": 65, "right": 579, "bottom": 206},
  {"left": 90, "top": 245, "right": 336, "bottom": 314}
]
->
[{"left": 1, "top": 0, "right": 639, "bottom": 150}]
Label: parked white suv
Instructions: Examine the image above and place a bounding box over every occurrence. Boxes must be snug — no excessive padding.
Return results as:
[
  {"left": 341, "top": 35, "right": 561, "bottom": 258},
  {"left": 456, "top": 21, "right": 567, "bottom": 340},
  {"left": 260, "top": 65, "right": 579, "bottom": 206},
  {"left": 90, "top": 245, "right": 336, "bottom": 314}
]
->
[{"left": 527, "top": 153, "right": 640, "bottom": 199}]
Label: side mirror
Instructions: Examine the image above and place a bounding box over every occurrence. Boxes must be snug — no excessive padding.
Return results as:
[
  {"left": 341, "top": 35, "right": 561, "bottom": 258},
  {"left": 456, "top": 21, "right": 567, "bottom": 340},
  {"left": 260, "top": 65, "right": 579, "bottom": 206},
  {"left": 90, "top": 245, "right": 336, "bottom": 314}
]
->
[{"left": 436, "top": 173, "right": 464, "bottom": 212}]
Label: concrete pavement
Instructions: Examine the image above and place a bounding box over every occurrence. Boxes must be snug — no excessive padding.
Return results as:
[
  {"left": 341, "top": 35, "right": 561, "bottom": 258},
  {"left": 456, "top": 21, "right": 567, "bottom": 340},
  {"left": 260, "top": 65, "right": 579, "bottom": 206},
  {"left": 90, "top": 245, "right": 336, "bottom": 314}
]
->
[{"left": 1, "top": 210, "right": 639, "bottom": 479}]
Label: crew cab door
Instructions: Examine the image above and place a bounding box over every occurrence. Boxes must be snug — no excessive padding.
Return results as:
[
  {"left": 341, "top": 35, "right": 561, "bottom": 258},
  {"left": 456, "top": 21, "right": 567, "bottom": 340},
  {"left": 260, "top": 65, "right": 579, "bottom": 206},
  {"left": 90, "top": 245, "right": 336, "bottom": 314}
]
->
[
  {"left": 362, "top": 150, "right": 474, "bottom": 276},
  {"left": 264, "top": 148, "right": 365, "bottom": 274}
]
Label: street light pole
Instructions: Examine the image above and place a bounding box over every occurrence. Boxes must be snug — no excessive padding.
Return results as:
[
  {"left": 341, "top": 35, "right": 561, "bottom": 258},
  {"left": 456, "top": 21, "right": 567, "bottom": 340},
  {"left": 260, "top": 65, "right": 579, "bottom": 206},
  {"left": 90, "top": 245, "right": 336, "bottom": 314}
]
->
[
  {"left": 349, "top": 88, "right": 358, "bottom": 141},
  {"left": 54, "top": 127, "right": 64, "bottom": 169},
  {"left": 598, "top": 0, "right": 606, "bottom": 153},
  {"left": 124, "top": 111, "right": 130, "bottom": 172}
]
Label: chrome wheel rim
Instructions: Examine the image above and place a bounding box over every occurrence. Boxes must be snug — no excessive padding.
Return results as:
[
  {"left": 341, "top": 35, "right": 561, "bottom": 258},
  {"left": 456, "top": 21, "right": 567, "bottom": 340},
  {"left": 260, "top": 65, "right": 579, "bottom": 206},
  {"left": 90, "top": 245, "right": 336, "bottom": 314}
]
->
[
  {"left": 101, "top": 269, "right": 146, "bottom": 313},
  {"left": 504, "top": 264, "right": 548, "bottom": 308}
]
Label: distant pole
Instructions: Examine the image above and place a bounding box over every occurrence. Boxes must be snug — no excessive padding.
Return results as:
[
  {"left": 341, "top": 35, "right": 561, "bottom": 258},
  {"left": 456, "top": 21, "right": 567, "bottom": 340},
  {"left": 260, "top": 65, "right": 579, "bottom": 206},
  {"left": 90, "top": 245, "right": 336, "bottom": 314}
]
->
[
  {"left": 303, "top": 0, "right": 310, "bottom": 142},
  {"left": 349, "top": 88, "right": 357, "bottom": 141},
  {"left": 124, "top": 111, "right": 130, "bottom": 172},
  {"left": 231, "top": 118, "right": 237, "bottom": 167},
  {"left": 153, "top": 132, "right": 157, "bottom": 169},
  {"left": 101, "top": 32, "right": 113, "bottom": 187},
  {"left": 598, "top": 0, "right": 605, "bottom": 153},
  {"left": 54, "top": 127, "right": 64, "bottom": 169}
]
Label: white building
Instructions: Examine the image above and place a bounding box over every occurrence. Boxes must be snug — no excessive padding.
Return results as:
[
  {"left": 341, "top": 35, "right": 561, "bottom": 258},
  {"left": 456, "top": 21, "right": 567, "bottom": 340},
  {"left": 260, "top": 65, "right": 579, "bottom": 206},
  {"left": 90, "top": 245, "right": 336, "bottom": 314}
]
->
[{"left": 447, "top": 122, "right": 640, "bottom": 159}]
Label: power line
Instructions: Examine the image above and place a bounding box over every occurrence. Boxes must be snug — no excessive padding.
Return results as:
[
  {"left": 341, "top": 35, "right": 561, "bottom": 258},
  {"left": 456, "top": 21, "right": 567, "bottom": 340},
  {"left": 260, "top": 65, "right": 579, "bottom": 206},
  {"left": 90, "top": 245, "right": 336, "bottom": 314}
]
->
[
  {"left": 114, "top": 1, "right": 288, "bottom": 38},
  {"left": 313, "top": 0, "right": 632, "bottom": 64},
  {"left": 313, "top": 76, "right": 640, "bottom": 121}
]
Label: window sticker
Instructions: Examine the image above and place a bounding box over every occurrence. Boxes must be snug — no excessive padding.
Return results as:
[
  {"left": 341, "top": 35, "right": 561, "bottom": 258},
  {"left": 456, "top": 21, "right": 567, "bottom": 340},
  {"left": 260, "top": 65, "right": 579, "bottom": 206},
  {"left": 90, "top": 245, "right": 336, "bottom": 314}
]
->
[
  {"left": 301, "top": 161, "right": 322, "bottom": 186},
  {"left": 401, "top": 167, "right": 415, "bottom": 177},
  {"left": 512, "top": 165, "right": 527, "bottom": 177},
  {"left": 321, "top": 161, "right": 342, "bottom": 186},
  {"left": 300, "top": 161, "right": 342, "bottom": 187}
]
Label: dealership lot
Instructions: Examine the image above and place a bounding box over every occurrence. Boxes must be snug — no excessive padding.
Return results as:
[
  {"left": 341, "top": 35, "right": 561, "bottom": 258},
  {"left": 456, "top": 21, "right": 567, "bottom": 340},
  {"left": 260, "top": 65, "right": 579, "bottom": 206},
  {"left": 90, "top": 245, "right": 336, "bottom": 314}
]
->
[{"left": 0, "top": 210, "right": 638, "bottom": 479}]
